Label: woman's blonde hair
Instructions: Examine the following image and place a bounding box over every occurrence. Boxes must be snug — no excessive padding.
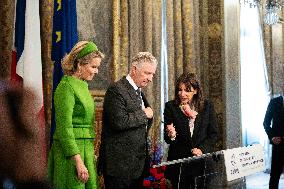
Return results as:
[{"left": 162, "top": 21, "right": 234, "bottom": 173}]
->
[{"left": 61, "top": 41, "right": 104, "bottom": 75}]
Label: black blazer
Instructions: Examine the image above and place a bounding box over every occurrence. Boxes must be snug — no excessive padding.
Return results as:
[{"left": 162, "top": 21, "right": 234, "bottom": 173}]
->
[
  {"left": 263, "top": 96, "right": 284, "bottom": 144},
  {"left": 164, "top": 100, "right": 219, "bottom": 161},
  {"left": 98, "top": 76, "right": 152, "bottom": 179}
]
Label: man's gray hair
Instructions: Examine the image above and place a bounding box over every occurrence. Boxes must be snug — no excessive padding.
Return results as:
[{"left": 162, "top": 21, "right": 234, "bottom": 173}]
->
[{"left": 131, "top": 52, "right": 157, "bottom": 68}]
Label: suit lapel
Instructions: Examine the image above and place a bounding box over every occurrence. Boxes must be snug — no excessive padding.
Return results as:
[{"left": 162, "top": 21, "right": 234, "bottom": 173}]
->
[
  {"left": 121, "top": 77, "right": 152, "bottom": 108},
  {"left": 121, "top": 77, "right": 142, "bottom": 107},
  {"left": 120, "top": 77, "right": 153, "bottom": 128}
]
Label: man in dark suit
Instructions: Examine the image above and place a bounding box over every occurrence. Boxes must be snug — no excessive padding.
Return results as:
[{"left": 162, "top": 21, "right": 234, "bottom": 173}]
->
[
  {"left": 263, "top": 83, "right": 284, "bottom": 189},
  {"left": 98, "top": 52, "right": 157, "bottom": 189}
]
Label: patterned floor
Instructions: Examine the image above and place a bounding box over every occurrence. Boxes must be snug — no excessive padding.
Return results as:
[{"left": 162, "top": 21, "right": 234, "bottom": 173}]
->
[{"left": 246, "top": 172, "right": 284, "bottom": 189}]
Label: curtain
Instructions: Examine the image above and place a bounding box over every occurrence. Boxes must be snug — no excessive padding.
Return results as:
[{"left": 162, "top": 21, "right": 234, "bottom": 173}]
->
[
  {"left": 240, "top": 3, "right": 271, "bottom": 171},
  {"left": 166, "top": 0, "right": 196, "bottom": 100},
  {"left": 0, "top": 0, "right": 15, "bottom": 79},
  {"left": 166, "top": 0, "right": 224, "bottom": 151},
  {"left": 40, "top": 0, "right": 53, "bottom": 148},
  {"left": 262, "top": 7, "right": 284, "bottom": 94},
  {"left": 112, "top": 0, "right": 162, "bottom": 144}
]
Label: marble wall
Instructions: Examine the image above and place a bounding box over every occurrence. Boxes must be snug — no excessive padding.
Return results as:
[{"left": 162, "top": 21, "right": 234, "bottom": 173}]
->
[
  {"left": 200, "top": 0, "right": 225, "bottom": 150},
  {"left": 77, "top": 0, "right": 113, "bottom": 91},
  {"left": 223, "top": 0, "right": 242, "bottom": 149}
]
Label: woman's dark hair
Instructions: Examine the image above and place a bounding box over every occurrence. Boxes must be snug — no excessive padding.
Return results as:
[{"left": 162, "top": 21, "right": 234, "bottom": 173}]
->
[{"left": 174, "top": 73, "right": 204, "bottom": 111}]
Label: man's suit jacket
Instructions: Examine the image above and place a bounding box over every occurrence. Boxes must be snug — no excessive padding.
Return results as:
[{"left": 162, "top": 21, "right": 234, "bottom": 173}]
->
[
  {"left": 164, "top": 100, "right": 219, "bottom": 161},
  {"left": 98, "top": 76, "right": 152, "bottom": 179},
  {"left": 263, "top": 96, "right": 284, "bottom": 144}
]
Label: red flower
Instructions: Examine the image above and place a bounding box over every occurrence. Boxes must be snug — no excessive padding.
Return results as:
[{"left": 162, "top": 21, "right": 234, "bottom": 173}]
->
[
  {"left": 144, "top": 166, "right": 172, "bottom": 189},
  {"left": 161, "top": 165, "right": 166, "bottom": 172},
  {"left": 143, "top": 179, "right": 151, "bottom": 187},
  {"left": 160, "top": 178, "right": 166, "bottom": 189},
  {"left": 150, "top": 167, "right": 164, "bottom": 180}
]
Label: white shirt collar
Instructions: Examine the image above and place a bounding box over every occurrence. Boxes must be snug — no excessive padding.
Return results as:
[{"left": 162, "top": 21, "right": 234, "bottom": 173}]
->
[{"left": 126, "top": 74, "right": 139, "bottom": 91}]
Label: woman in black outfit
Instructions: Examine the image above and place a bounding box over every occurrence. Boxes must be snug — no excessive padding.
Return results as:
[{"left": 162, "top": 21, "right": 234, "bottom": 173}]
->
[{"left": 164, "top": 73, "right": 219, "bottom": 189}]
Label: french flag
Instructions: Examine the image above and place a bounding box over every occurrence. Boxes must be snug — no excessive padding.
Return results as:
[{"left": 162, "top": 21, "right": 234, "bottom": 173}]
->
[{"left": 11, "top": 0, "right": 46, "bottom": 163}]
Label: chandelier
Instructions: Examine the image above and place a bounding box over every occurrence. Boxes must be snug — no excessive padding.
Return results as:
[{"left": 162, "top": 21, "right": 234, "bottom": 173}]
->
[{"left": 241, "top": 0, "right": 284, "bottom": 25}]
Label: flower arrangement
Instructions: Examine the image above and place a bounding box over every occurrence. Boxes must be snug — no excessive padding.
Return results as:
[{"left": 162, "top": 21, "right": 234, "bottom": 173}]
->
[
  {"left": 143, "top": 166, "right": 172, "bottom": 189},
  {"left": 144, "top": 141, "right": 172, "bottom": 189}
]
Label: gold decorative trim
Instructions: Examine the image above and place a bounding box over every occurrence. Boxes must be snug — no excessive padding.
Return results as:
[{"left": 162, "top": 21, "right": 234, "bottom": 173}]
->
[
  {"left": 90, "top": 89, "right": 106, "bottom": 97},
  {"left": 90, "top": 90, "right": 106, "bottom": 107}
]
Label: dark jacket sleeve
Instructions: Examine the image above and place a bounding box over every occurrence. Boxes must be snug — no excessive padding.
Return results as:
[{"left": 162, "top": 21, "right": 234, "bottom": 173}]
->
[
  {"left": 197, "top": 100, "right": 219, "bottom": 153},
  {"left": 263, "top": 99, "right": 274, "bottom": 141},
  {"left": 103, "top": 85, "right": 149, "bottom": 131},
  {"left": 163, "top": 101, "right": 177, "bottom": 144},
  {"left": 163, "top": 101, "right": 190, "bottom": 145},
  {"left": 163, "top": 100, "right": 219, "bottom": 161}
]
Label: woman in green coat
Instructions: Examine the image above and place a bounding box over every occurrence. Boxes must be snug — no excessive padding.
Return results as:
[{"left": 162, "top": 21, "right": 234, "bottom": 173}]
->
[{"left": 48, "top": 41, "right": 104, "bottom": 189}]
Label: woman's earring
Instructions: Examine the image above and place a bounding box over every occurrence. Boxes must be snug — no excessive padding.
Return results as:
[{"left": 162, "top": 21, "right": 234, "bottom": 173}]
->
[
  {"left": 79, "top": 70, "right": 83, "bottom": 79},
  {"left": 76, "top": 68, "right": 82, "bottom": 80}
]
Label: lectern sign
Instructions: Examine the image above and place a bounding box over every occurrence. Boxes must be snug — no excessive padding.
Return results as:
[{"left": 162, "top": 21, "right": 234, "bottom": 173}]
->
[{"left": 223, "top": 144, "right": 265, "bottom": 181}]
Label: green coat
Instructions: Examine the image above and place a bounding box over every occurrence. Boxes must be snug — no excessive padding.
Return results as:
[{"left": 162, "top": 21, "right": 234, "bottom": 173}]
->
[{"left": 48, "top": 76, "right": 98, "bottom": 189}]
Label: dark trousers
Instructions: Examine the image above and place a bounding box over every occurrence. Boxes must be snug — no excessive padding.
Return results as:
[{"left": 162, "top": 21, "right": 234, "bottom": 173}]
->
[
  {"left": 104, "top": 175, "right": 144, "bottom": 189},
  {"left": 269, "top": 145, "right": 284, "bottom": 189}
]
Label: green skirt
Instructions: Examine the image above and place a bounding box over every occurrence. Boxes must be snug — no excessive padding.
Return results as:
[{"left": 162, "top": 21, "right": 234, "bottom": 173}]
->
[{"left": 48, "top": 139, "right": 98, "bottom": 189}]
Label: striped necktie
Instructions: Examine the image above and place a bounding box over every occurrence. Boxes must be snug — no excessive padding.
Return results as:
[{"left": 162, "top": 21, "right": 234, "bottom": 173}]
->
[{"left": 136, "top": 88, "right": 142, "bottom": 106}]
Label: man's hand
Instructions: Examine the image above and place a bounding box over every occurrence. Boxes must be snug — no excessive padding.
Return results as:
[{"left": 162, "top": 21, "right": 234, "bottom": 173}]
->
[
  {"left": 272, "top": 137, "right": 282, "bottom": 145},
  {"left": 143, "top": 107, "right": 153, "bottom": 119}
]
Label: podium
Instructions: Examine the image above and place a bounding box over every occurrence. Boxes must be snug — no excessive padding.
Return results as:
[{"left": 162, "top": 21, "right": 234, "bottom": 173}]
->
[{"left": 153, "top": 144, "right": 265, "bottom": 189}]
